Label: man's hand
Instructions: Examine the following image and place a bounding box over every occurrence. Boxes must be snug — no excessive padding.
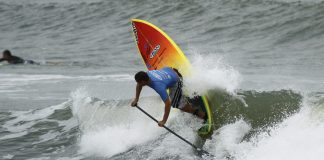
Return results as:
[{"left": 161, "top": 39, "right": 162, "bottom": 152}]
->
[
  {"left": 158, "top": 120, "right": 166, "bottom": 127},
  {"left": 131, "top": 99, "right": 138, "bottom": 107},
  {"left": 131, "top": 83, "right": 143, "bottom": 107},
  {"left": 158, "top": 98, "right": 171, "bottom": 127}
]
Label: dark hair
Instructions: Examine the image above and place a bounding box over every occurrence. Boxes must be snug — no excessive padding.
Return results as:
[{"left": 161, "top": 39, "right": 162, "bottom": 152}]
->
[
  {"left": 3, "top": 50, "right": 12, "bottom": 56},
  {"left": 135, "top": 71, "right": 149, "bottom": 82}
]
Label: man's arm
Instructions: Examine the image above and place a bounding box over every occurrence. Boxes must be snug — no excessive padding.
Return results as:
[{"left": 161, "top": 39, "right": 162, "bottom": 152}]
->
[
  {"left": 131, "top": 83, "right": 143, "bottom": 106},
  {"left": 158, "top": 98, "right": 171, "bottom": 127},
  {"left": 0, "top": 58, "right": 4, "bottom": 62}
]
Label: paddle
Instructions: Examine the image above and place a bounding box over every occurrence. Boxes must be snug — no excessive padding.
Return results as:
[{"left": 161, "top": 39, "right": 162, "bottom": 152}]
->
[{"left": 135, "top": 105, "right": 214, "bottom": 157}]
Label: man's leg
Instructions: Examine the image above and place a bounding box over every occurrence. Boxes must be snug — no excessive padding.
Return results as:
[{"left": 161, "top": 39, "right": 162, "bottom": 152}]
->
[
  {"left": 180, "top": 103, "right": 206, "bottom": 120},
  {"left": 169, "top": 77, "right": 206, "bottom": 120}
]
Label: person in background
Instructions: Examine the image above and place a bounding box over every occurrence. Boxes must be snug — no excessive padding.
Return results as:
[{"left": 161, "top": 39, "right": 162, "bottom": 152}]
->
[{"left": 0, "top": 50, "right": 38, "bottom": 64}]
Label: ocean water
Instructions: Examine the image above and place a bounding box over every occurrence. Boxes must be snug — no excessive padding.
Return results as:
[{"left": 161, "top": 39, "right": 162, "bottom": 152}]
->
[{"left": 1, "top": 0, "right": 324, "bottom": 159}]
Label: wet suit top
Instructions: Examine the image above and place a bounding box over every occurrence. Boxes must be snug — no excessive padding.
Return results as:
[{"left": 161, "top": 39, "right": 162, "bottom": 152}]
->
[
  {"left": 147, "top": 67, "right": 179, "bottom": 102},
  {"left": 0, "top": 56, "right": 37, "bottom": 64},
  {"left": 0, "top": 56, "right": 25, "bottom": 64}
]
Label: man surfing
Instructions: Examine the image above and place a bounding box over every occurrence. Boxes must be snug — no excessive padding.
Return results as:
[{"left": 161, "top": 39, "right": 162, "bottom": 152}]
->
[{"left": 131, "top": 67, "right": 207, "bottom": 127}]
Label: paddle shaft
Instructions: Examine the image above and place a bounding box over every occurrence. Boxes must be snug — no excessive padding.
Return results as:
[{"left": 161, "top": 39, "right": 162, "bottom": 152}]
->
[{"left": 135, "top": 105, "right": 211, "bottom": 156}]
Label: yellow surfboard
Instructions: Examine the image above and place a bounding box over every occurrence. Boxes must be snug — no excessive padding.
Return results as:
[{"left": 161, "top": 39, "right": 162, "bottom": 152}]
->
[{"left": 131, "top": 19, "right": 213, "bottom": 137}]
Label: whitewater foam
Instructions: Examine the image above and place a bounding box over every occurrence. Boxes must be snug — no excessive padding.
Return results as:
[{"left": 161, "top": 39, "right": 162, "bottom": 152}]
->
[
  {"left": 71, "top": 88, "right": 182, "bottom": 157},
  {"left": 202, "top": 96, "right": 324, "bottom": 160},
  {"left": 3, "top": 102, "right": 68, "bottom": 133},
  {"left": 185, "top": 53, "right": 241, "bottom": 96},
  {"left": 241, "top": 98, "right": 324, "bottom": 160},
  {"left": 204, "top": 119, "right": 252, "bottom": 159}
]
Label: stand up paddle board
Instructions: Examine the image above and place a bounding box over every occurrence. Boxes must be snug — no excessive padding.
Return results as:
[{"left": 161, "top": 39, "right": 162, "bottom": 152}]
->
[{"left": 131, "top": 19, "right": 214, "bottom": 137}]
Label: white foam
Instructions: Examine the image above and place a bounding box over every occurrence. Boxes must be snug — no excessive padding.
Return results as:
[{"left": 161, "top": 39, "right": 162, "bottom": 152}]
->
[
  {"left": 238, "top": 102, "right": 324, "bottom": 160},
  {"left": 34, "top": 131, "right": 60, "bottom": 144},
  {"left": 0, "top": 131, "right": 28, "bottom": 140},
  {"left": 2, "top": 154, "right": 14, "bottom": 160},
  {"left": 205, "top": 119, "right": 252, "bottom": 159},
  {"left": 185, "top": 53, "right": 241, "bottom": 96},
  {"left": 79, "top": 122, "right": 164, "bottom": 157},
  {"left": 71, "top": 88, "right": 180, "bottom": 158},
  {"left": 203, "top": 97, "right": 324, "bottom": 160},
  {"left": 0, "top": 73, "right": 132, "bottom": 93},
  {"left": 3, "top": 102, "right": 68, "bottom": 133},
  {"left": 147, "top": 113, "right": 202, "bottom": 160}
]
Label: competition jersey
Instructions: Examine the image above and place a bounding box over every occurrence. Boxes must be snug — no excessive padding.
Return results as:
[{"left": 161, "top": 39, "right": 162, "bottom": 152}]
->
[{"left": 147, "top": 67, "right": 179, "bottom": 101}]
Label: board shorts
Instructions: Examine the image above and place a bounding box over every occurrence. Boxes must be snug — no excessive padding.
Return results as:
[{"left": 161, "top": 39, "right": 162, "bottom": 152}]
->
[{"left": 169, "top": 77, "right": 187, "bottom": 109}]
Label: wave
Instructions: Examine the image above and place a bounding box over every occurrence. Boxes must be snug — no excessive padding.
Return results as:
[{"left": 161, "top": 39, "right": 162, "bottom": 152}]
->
[
  {"left": 1, "top": 87, "right": 323, "bottom": 159},
  {"left": 0, "top": 101, "right": 79, "bottom": 159},
  {"left": 204, "top": 92, "right": 324, "bottom": 160},
  {"left": 208, "top": 89, "right": 302, "bottom": 138},
  {"left": 69, "top": 88, "right": 308, "bottom": 159}
]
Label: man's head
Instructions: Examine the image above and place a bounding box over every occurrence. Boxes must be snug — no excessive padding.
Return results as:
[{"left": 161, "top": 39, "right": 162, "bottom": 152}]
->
[
  {"left": 2, "top": 50, "right": 12, "bottom": 59},
  {"left": 135, "top": 71, "right": 150, "bottom": 85}
]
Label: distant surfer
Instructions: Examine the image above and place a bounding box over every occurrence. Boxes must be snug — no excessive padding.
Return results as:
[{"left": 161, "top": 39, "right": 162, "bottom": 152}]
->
[
  {"left": 0, "top": 50, "right": 38, "bottom": 65},
  {"left": 131, "top": 67, "right": 207, "bottom": 127}
]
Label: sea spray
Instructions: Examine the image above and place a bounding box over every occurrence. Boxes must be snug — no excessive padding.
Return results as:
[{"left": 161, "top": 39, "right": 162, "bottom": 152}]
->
[
  {"left": 184, "top": 53, "right": 241, "bottom": 97},
  {"left": 202, "top": 96, "right": 324, "bottom": 160},
  {"left": 71, "top": 88, "right": 174, "bottom": 157}
]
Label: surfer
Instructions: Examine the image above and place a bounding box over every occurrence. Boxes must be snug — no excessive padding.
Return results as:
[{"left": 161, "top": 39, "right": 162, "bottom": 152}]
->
[
  {"left": 131, "top": 67, "right": 207, "bottom": 127},
  {"left": 0, "top": 50, "right": 38, "bottom": 64}
]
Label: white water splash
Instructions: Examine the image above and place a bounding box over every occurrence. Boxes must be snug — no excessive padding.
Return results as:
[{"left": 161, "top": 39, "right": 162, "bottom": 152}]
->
[
  {"left": 70, "top": 88, "right": 182, "bottom": 158},
  {"left": 184, "top": 53, "right": 241, "bottom": 96},
  {"left": 204, "top": 97, "right": 324, "bottom": 160}
]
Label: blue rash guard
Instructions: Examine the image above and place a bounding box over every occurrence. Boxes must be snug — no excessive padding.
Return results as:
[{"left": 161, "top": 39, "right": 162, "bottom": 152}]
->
[{"left": 147, "top": 67, "right": 179, "bottom": 102}]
